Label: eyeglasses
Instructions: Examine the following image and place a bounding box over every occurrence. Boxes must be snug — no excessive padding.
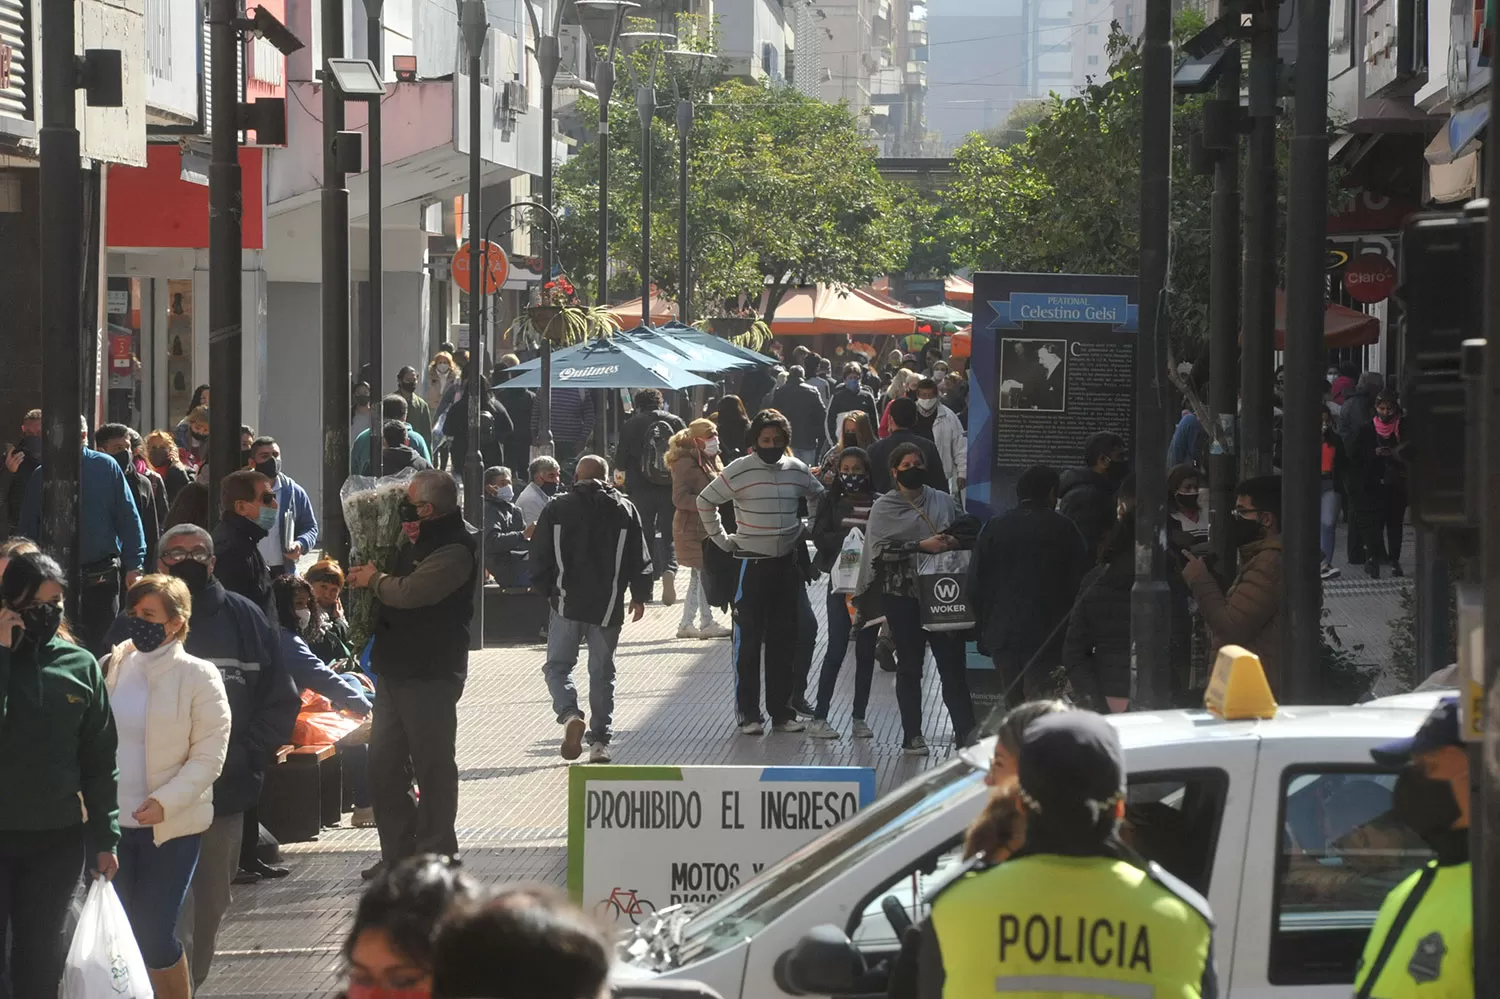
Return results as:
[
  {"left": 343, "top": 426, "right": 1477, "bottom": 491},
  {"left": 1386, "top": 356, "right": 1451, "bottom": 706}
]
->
[
  {"left": 1232, "top": 508, "right": 1265, "bottom": 520},
  {"left": 161, "top": 549, "right": 212, "bottom": 564},
  {"left": 258, "top": 492, "right": 277, "bottom": 506}
]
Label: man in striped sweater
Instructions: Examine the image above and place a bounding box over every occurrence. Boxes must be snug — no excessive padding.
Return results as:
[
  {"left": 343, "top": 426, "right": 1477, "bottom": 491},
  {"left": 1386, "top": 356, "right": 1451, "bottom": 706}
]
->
[{"left": 697, "top": 409, "right": 824, "bottom": 734}]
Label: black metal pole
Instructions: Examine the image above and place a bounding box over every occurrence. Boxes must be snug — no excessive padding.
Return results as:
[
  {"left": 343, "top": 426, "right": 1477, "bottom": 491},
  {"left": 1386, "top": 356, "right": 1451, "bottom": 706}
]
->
[
  {"left": 1280, "top": 0, "right": 1330, "bottom": 702},
  {"left": 677, "top": 98, "right": 692, "bottom": 324},
  {"left": 1240, "top": 7, "right": 1278, "bottom": 480},
  {"left": 461, "top": 0, "right": 486, "bottom": 649},
  {"left": 537, "top": 34, "right": 560, "bottom": 453},
  {"left": 595, "top": 59, "right": 615, "bottom": 308},
  {"left": 1413, "top": 531, "right": 1451, "bottom": 674},
  {"left": 638, "top": 84, "right": 654, "bottom": 327},
  {"left": 366, "top": 0, "right": 385, "bottom": 478},
  {"left": 1208, "top": 49, "right": 1240, "bottom": 577},
  {"left": 39, "top": 0, "right": 83, "bottom": 603},
  {"left": 1130, "top": 0, "right": 1172, "bottom": 709},
  {"left": 321, "top": 0, "right": 351, "bottom": 562},
  {"left": 208, "top": 1, "right": 243, "bottom": 513}
]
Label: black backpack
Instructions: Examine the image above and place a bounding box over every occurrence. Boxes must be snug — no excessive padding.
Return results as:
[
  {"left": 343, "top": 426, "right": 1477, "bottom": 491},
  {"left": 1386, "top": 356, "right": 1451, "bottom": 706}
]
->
[{"left": 640, "top": 415, "right": 676, "bottom": 487}]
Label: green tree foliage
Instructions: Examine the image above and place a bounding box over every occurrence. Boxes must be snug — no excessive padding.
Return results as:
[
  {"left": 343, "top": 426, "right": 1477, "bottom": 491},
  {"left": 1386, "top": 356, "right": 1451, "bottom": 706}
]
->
[{"left": 553, "top": 28, "right": 911, "bottom": 321}]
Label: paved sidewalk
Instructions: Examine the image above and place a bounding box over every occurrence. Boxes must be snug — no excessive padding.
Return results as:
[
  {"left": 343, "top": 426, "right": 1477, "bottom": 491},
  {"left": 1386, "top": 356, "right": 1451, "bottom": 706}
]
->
[{"left": 200, "top": 584, "right": 957, "bottom": 999}]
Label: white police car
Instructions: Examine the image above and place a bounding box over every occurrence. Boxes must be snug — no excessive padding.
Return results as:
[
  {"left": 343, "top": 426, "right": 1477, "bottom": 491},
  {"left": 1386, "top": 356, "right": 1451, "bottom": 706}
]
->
[{"left": 611, "top": 660, "right": 1445, "bottom": 999}]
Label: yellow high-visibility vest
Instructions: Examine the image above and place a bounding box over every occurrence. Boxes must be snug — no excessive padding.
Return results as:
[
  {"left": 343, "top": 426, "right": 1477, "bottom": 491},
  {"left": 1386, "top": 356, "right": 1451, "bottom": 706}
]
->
[
  {"left": 1353, "top": 860, "right": 1472, "bottom": 999},
  {"left": 929, "top": 853, "right": 1215, "bottom": 999}
]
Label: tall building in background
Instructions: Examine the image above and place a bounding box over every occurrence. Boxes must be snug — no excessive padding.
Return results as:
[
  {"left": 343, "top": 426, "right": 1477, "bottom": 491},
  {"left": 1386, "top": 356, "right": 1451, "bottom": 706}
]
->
[
  {"left": 1027, "top": 0, "right": 1074, "bottom": 96},
  {"left": 1072, "top": 0, "right": 1143, "bottom": 90},
  {"left": 926, "top": 0, "right": 1029, "bottom": 151}
]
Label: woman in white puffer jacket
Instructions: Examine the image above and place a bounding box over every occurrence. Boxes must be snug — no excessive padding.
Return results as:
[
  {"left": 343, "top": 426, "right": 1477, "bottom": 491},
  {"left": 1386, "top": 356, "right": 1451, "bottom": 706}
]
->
[{"left": 104, "top": 574, "right": 232, "bottom": 999}]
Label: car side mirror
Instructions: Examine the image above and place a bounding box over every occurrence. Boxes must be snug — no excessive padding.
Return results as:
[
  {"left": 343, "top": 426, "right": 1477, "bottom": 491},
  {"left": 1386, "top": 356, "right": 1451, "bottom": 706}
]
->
[{"left": 774, "top": 924, "right": 866, "bottom": 996}]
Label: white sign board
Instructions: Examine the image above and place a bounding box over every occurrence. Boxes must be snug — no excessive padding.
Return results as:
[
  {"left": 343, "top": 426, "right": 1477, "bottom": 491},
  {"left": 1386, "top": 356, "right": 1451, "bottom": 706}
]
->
[
  {"left": 145, "top": 0, "right": 199, "bottom": 123},
  {"left": 568, "top": 765, "right": 875, "bottom": 924}
]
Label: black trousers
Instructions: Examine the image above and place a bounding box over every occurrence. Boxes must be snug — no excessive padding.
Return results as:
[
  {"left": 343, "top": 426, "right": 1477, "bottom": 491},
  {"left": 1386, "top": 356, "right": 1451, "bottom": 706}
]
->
[
  {"left": 0, "top": 826, "right": 85, "bottom": 998},
  {"left": 991, "top": 646, "right": 1063, "bottom": 710},
  {"left": 633, "top": 490, "right": 678, "bottom": 580},
  {"left": 370, "top": 675, "right": 464, "bottom": 863},
  {"left": 883, "top": 594, "right": 975, "bottom": 743},
  {"left": 732, "top": 553, "right": 801, "bottom": 725},
  {"left": 77, "top": 569, "right": 121, "bottom": 658}
]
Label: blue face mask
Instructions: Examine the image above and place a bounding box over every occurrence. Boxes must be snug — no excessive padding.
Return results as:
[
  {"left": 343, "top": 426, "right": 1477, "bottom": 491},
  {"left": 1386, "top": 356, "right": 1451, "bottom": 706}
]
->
[
  {"left": 256, "top": 504, "right": 279, "bottom": 532},
  {"left": 846, "top": 378, "right": 860, "bottom": 391}
]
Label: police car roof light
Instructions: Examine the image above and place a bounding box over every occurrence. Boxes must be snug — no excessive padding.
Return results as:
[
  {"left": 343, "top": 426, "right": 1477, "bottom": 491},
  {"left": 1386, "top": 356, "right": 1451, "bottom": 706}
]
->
[{"left": 1203, "top": 645, "right": 1278, "bottom": 720}]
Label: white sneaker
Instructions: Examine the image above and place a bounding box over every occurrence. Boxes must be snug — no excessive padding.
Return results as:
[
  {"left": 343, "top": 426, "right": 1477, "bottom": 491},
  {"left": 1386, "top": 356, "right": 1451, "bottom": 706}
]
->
[
  {"left": 661, "top": 571, "right": 677, "bottom": 606},
  {"left": 851, "top": 719, "right": 874, "bottom": 739},
  {"left": 697, "top": 621, "right": 732, "bottom": 639},
  {"left": 676, "top": 625, "right": 702, "bottom": 639},
  {"left": 772, "top": 718, "right": 806, "bottom": 733},
  {"left": 739, "top": 720, "right": 764, "bottom": 735},
  {"left": 806, "top": 719, "right": 840, "bottom": 739},
  {"left": 589, "top": 743, "right": 612, "bottom": 764}
]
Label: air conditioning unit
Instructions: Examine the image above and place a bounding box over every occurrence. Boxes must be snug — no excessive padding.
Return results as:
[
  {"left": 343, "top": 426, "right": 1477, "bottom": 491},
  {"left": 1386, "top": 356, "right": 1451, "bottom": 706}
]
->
[{"left": 503, "top": 80, "right": 528, "bottom": 112}]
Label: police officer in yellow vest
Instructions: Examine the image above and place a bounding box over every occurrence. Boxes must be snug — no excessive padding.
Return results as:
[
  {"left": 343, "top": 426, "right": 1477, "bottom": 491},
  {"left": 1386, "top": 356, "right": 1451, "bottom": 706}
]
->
[
  {"left": 916, "top": 711, "right": 1218, "bottom": 999},
  {"left": 1354, "top": 696, "right": 1472, "bottom": 999}
]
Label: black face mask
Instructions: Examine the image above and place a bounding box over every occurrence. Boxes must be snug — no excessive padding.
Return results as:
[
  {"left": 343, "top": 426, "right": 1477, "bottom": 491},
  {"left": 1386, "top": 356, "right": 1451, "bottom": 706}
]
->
[
  {"left": 1231, "top": 514, "right": 1264, "bottom": 548},
  {"left": 400, "top": 380, "right": 417, "bottom": 394},
  {"left": 112, "top": 450, "right": 133, "bottom": 473},
  {"left": 756, "top": 445, "right": 784, "bottom": 465},
  {"left": 1175, "top": 491, "right": 1200, "bottom": 511},
  {"left": 148, "top": 447, "right": 171, "bottom": 468},
  {"left": 255, "top": 457, "right": 282, "bottom": 480},
  {"left": 839, "top": 472, "right": 870, "bottom": 493},
  {"left": 539, "top": 481, "right": 560, "bottom": 496},
  {"left": 1106, "top": 457, "right": 1130, "bottom": 483},
  {"left": 842, "top": 433, "right": 859, "bottom": 447},
  {"left": 1393, "top": 765, "right": 1462, "bottom": 847},
  {"left": 19, "top": 601, "right": 63, "bottom": 647},
  {"left": 20, "top": 434, "right": 40, "bottom": 459},
  {"left": 895, "top": 466, "right": 925, "bottom": 490},
  {"left": 398, "top": 499, "right": 423, "bottom": 523},
  {"left": 192, "top": 429, "right": 210, "bottom": 442},
  {"left": 168, "top": 560, "right": 211, "bottom": 593}
]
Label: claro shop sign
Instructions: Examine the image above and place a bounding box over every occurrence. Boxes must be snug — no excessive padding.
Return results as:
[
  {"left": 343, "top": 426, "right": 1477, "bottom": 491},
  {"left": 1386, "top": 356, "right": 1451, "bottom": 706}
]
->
[{"left": 568, "top": 766, "right": 875, "bottom": 924}]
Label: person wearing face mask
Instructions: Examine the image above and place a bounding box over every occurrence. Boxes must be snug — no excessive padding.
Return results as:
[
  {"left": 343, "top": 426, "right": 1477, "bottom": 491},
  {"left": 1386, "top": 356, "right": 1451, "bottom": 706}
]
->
[
  {"left": 770, "top": 364, "right": 829, "bottom": 465},
  {"left": 104, "top": 524, "right": 298, "bottom": 985},
  {"left": 0, "top": 551, "right": 120, "bottom": 997},
  {"left": 667, "top": 420, "right": 732, "bottom": 639},
  {"left": 97, "top": 422, "right": 166, "bottom": 573},
  {"left": 1166, "top": 464, "right": 1209, "bottom": 546},
  {"left": 19, "top": 415, "right": 147, "bottom": 656},
  {"left": 614, "top": 389, "right": 688, "bottom": 605},
  {"left": 516, "top": 455, "right": 564, "bottom": 527},
  {"left": 211, "top": 469, "right": 280, "bottom": 619},
  {"left": 1181, "top": 475, "right": 1285, "bottom": 695},
  {"left": 271, "top": 574, "right": 372, "bottom": 716},
  {"left": 102, "top": 574, "right": 231, "bottom": 999},
  {"left": 394, "top": 366, "right": 434, "bottom": 447},
  {"left": 346, "top": 471, "right": 478, "bottom": 881},
  {"left": 697, "top": 410, "right": 825, "bottom": 734},
  {"left": 174, "top": 404, "right": 211, "bottom": 469},
  {"left": 1352, "top": 697, "right": 1472, "bottom": 999},
  {"left": 1352, "top": 391, "right": 1408, "bottom": 578},
  {"left": 816, "top": 410, "right": 877, "bottom": 486},
  {"left": 425, "top": 351, "right": 461, "bottom": 412},
  {"left": 805, "top": 448, "right": 879, "bottom": 739},
  {"left": 824, "top": 362, "right": 880, "bottom": 445},
  {"left": 866, "top": 397, "right": 949, "bottom": 494},
  {"left": 304, "top": 559, "right": 355, "bottom": 664},
  {"left": 481, "top": 466, "right": 529, "bottom": 588},
  {"left": 145, "top": 429, "right": 196, "bottom": 505},
  {"left": 4, "top": 407, "right": 42, "bottom": 536},
  {"left": 1058, "top": 431, "right": 1129, "bottom": 559},
  {"left": 913, "top": 378, "right": 968, "bottom": 495},
  {"left": 380, "top": 420, "right": 434, "bottom": 475},
  {"left": 343, "top": 855, "right": 481, "bottom": 999},
  {"left": 354, "top": 395, "right": 434, "bottom": 476}
]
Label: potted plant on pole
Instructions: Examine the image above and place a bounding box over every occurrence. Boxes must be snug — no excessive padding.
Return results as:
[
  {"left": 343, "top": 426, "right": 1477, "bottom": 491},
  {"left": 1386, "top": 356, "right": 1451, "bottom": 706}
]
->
[
  {"left": 701, "top": 302, "right": 772, "bottom": 349},
  {"left": 521, "top": 274, "right": 619, "bottom": 344}
]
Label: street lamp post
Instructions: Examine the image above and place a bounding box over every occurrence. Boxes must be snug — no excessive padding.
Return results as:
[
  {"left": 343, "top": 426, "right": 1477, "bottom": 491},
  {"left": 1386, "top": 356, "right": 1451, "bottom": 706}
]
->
[
  {"left": 637, "top": 82, "right": 655, "bottom": 327},
  {"left": 461, "top": 0, "right": 487, "bottom": 650},
  {"left": 321, "top": 0, "right": 353, "bottom": 563},
  {"left": 676, "top": 97, "right": 692, "bottom": 323},
  {"left": 365, "top": 0, "right": 386, "bottom": 478}
]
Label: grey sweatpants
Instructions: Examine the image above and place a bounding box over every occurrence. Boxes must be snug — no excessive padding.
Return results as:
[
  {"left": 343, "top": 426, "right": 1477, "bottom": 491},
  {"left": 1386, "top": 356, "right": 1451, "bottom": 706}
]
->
[{"left": 175, "top": 811, "right": 244, "bottom": 989}]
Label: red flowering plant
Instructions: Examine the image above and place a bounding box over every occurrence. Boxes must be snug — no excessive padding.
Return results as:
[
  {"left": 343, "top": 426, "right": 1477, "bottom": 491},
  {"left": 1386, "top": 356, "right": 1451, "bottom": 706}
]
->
[{"left": 535, "top": 275, "right": 581, "bottom": 307}]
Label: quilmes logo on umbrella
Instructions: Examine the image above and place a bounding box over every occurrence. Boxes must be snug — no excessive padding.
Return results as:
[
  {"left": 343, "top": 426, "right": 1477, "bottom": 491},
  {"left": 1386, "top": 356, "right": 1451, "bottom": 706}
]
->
[{"left": 558, "top": 364, "right": 621, "bottom": 381}]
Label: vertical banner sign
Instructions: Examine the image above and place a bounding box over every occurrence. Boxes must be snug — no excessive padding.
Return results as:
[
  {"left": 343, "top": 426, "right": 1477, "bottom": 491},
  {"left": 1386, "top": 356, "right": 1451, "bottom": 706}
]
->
[
  {"left": 966, "top": 273, "right": 1139, "bottom": 519},
  {"left": 568, "top": 766, "right": 875, "bottom": 921}
]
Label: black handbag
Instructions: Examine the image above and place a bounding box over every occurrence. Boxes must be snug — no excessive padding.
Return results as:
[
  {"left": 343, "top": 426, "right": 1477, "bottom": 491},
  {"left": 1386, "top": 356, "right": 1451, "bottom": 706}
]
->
[{"left": 699, "top": 538, "right": 738, "bottom": 609}]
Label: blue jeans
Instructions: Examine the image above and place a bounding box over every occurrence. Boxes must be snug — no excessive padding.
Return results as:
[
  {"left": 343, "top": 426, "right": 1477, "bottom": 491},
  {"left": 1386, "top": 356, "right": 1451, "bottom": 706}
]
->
[
  {"left": 1320, "top": 478, "right": 1340, "bottom": 563},
  {"left": 543, "top": 610, "right": 621, "bottom": 745},
  {"left": 815, "top": 586, "right": 878, "bottom": 720},
  {"left": 116, "top": 827, "right": 201, "bottom": 969}
]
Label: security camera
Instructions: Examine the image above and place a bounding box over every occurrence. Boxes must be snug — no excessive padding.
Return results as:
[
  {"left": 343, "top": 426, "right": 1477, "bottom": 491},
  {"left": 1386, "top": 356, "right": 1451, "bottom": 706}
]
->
[{"left": 249, "top": 5, "right": 305, "bottom": 56}]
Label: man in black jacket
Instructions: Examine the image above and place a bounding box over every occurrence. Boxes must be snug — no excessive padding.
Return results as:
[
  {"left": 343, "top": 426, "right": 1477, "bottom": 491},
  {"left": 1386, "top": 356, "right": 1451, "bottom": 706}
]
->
[
  {"left": 381, "top": 420, "right": 433, "bottom": 474},
  {"left": 969, "top": 465, "right": 1091, "bottom": 708},
  {"left": 1058, "top": 430, "right": 1128, "bottom": 559},
  {"left": 771, "top": 365, "right": 828, "bottom": 464},
  {"left": 482, "top": 465, "right": 529, "bottom": 586},
  {"left": 867, "top": 398, "right": 948, "bottom": 494},
  {"left": 348, "top": 470, "right": 477, "bottom": 879},
  {"left": 825, "top": 362, "right": 880, "bottom": 442},
  {"left": 3, "top": 408, "right": 41, "bottom": 536},
  {"left": 494, "top": 356, "right": 536, "bottom": 470},
  {"left": 106, "top": 524, "right": 300, "bottom": 989},
  {"left": 212, "top": 469, "right": 277, "bottom": 619},
  {"left": 531, "top": 455, "right": 651, "bottom": 764},
  {"left": 613, "top": 389, "right": 685, "bottom": 604}
]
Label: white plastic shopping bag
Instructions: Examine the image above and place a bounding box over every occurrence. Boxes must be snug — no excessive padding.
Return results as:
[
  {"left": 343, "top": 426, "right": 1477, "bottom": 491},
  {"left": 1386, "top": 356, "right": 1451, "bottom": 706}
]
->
[
  {"left": 830, "top": 527, "right": 864, "bottom": 593},
  {"left": 61, "top": 877, "right": 153, "bottom": 999}
]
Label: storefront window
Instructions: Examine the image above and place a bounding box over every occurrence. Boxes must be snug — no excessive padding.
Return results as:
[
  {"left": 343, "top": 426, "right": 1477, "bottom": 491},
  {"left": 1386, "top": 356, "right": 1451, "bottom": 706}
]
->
[{"left": 165, "top": 278, "right": 195, "bottom": 422}]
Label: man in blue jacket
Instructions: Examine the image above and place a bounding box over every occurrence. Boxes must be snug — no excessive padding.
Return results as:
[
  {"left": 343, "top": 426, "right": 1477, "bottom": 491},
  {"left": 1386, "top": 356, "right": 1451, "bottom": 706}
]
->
[
  {"left": 247, "top": 435, "right": 319, "bottom": 576},
  {"left": 105, "top": 523, "right": 299, "bottom": 990},
  {"left": 20, "top": 415, "right": 145, "bottom": 654}
]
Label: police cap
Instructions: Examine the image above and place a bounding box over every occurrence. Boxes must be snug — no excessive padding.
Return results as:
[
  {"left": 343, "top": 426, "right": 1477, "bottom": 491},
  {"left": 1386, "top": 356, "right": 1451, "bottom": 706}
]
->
[
  {"left": 1018, "top": 712, "right": 1125, "bottom": 820},
  {"left": 1370, "top": 696, "right": 1461, "bottom": 765}
]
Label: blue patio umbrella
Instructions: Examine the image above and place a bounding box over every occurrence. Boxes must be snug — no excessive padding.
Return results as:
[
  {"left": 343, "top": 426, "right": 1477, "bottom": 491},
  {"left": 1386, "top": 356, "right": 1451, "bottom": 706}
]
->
[
  {"left": 616, "top": 325, "right": 758, "bottom": 374},
  {"left": 501, "top": 336, "right": 713, "bottom": 391},
  {"left": 656, "top": 321, "right": 777, "bottom": 368}
]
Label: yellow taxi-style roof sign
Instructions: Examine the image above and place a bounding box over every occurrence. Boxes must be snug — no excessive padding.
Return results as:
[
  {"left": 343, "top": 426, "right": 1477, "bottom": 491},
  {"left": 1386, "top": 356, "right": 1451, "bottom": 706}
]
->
[{"left": 1204, "top": 645, "right": 1279, "bottom": 720}]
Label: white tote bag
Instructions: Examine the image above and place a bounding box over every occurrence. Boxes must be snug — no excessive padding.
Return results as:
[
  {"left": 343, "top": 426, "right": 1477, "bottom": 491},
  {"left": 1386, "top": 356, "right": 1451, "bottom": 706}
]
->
[
  {"left": 61, "top": 878, "right": 153, "bottom": 999},
  {"left": 830, "top": 527, "right": 864, "bottom": 593}
]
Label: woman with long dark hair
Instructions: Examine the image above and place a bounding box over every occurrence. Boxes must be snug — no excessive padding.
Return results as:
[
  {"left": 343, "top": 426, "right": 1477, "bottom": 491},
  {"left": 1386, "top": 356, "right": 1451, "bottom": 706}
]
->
[
  {"left": 343, "top": 855, "right": 479, "bottom": 997},
  {"left": 0, "top": 552, "right": 119, "bottom": 995},
  {"left": 709, "top": 394, "right": 752, "bottom": 459}
]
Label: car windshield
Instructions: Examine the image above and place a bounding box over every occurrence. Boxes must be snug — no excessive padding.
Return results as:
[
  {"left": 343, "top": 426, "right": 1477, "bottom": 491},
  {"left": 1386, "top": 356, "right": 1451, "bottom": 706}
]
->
[{"left": 668, "top": 756, "right": 984, "bottom": 966}]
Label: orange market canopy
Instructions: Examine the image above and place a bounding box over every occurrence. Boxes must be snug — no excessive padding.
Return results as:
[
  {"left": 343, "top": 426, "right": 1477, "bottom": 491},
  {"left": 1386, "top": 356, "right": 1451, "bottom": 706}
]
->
[
  {"left": 1272, "top": 290, "right": 1380, "bottom": 350},
  {"left": 767, "top": 286, "right": 916, "bottom": 337},
  {"left": 607, "top": 295, "right": 678, "bottom": 327},
  {"left": 950, "top": 327, "right": 972, "bottom": 358},
  {"left": 945, "top": 275, "right": 974, "bottom": 306}
]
